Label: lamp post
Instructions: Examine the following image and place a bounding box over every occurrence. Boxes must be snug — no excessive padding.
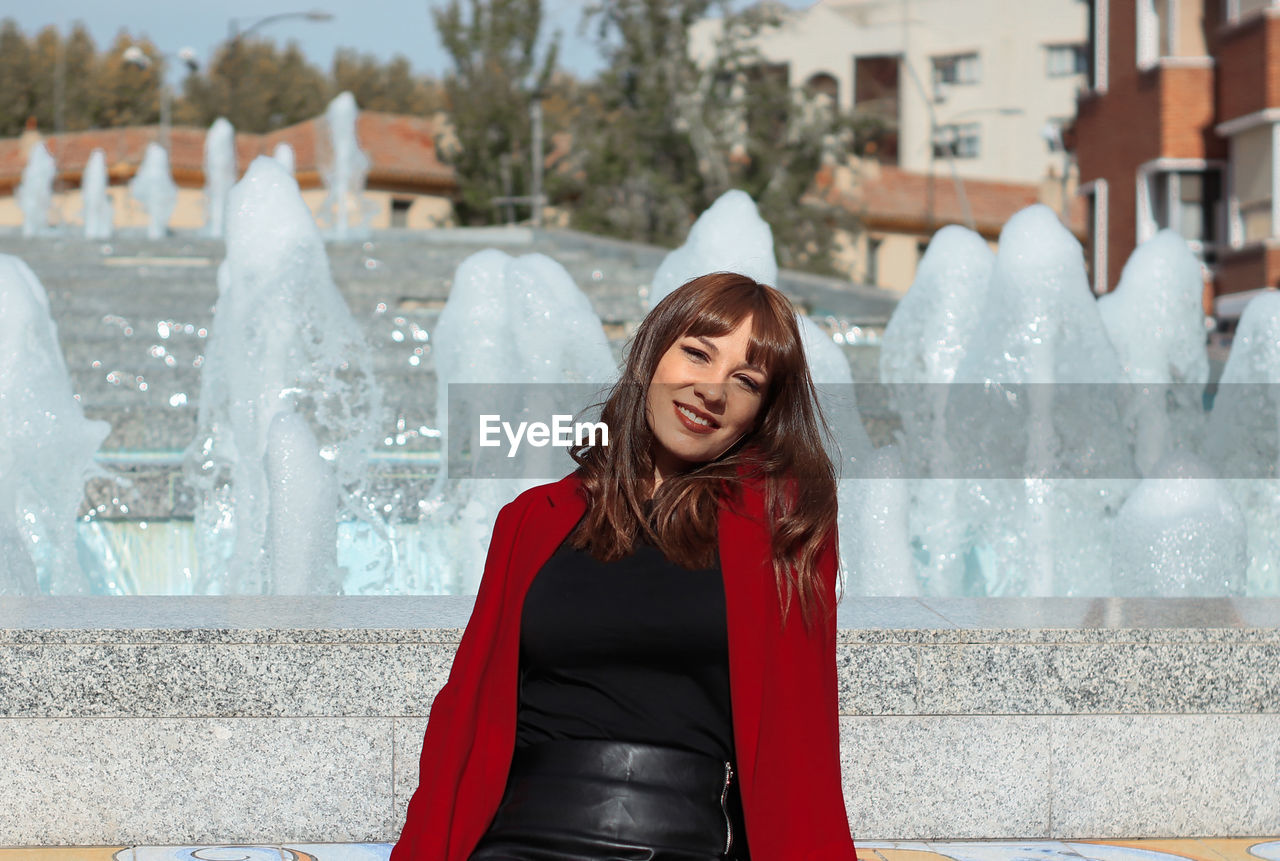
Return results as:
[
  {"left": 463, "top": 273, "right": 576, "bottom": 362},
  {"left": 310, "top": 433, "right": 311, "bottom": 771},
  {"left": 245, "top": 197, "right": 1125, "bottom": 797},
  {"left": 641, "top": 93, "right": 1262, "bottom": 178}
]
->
[
  {"left": 123, "top": 44, "right": 199, "bottom": 154},
  {"left": 225, "top": 10, "right": 333, "bottom": 124},
  {"left": 899, "top": 53, "right": 1024, "bottom": 231},
  {"left": 930, "top": 105, "right": 1024, "bottom": 230}
]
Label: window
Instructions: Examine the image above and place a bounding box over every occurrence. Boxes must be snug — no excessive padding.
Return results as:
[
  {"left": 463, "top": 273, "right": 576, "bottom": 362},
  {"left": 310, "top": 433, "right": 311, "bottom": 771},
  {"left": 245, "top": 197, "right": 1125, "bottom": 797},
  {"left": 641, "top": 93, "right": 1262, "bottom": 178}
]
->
[
  {"left": 1136, "top": 0, "right": 1174, "bottom": 68},
  {"left": 1084, "top": 0, "right": 1107, "bottom": 92},
  {"left": 1230, "top": 125, "right": 1274, "bottom": 243},
  {"left": 933, "top": 122, "right": 981, "bottom": 159},
  {"left": 1228, "top": 0, "right": 1277, "bottom": 21},
  {"left": 1043, "top": 118, "right": 1071, "bottom": 152},
  {"left": 854, "top": 55, "right": 901, "bottom": 165},
  {"left": 866, "top": 236, "right": 882, "bottom": 286},
  {"left": 1046, "top": 44, "right": 1089, "bottom": 77},
  {"left": 1079, "top": 179, "right": 1110, "bottom": 294},
  {"left": 1144, "top": 168, "right": 1223, "bottom": 260},
  {"left": 390, "top": 198, "right": 413, "bottom": 228},
  {"left": 932, "top": 53, "right": 980, "bottom": 88}
]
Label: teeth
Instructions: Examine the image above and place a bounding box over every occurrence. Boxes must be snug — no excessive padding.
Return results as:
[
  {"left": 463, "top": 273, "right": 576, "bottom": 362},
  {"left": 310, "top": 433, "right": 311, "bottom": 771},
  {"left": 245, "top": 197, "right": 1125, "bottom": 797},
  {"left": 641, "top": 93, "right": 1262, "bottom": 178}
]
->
[{"left": 677, "top": 405, "right": 711, "bottom": 427}]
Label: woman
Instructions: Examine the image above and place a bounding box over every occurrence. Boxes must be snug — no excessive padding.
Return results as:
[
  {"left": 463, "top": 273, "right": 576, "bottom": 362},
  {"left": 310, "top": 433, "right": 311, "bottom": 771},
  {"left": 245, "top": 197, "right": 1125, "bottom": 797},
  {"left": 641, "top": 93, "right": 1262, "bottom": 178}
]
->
[{"left": 393, "top": 272, "right": 857, "bottom": 861}]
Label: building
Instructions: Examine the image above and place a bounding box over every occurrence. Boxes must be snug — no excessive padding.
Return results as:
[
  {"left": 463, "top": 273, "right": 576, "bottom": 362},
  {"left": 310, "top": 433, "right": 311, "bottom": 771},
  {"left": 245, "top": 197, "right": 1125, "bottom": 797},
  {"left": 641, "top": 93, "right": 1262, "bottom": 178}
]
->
[
  {"left": 0, "top": 111, "right": 457, "bottom": 234},
  {"left": 691, "top": 0, "right": 1091, "bottom": 292},
  {"left": 821, "top": 157, "right": 1086, "bottom": 291},
  {"left": 1073, "top": 0, "right": 1280, "bottom": 312},
  {"left": 692, "top": 0, "right": 1090, "bottom": 185}
]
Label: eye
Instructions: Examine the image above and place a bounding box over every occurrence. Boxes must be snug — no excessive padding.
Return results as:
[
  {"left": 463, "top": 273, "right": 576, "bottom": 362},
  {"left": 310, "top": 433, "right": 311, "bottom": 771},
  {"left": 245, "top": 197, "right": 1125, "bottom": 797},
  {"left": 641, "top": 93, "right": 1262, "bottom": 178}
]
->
[
  {"left": 681, "top": 345, "right": 709, "bottom": 362},
  {"left": 737, "top": 375, "right": 762, "bottom": 393}
]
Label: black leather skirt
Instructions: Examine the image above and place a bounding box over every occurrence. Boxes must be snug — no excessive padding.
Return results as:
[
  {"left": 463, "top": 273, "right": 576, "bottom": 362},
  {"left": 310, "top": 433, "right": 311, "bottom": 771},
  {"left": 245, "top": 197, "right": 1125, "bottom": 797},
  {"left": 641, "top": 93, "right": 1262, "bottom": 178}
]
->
[{"left": 469, "top": 739, "right": 750, "bottom": 861}]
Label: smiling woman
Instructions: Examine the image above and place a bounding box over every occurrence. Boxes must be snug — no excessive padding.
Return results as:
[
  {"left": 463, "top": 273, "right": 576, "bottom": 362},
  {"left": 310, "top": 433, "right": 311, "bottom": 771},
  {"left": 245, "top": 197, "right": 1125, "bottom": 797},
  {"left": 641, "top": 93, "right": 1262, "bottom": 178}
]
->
[{"left": 393, "top": 272, "right": 856, "bottom": 861}]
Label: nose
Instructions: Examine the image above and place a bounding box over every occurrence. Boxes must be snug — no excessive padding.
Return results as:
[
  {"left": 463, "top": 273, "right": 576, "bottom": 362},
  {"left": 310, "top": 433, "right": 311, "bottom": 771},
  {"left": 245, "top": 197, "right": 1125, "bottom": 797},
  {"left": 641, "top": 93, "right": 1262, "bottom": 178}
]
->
[{"left": 692, "top": 376, "right": 727, "bottom": 409}]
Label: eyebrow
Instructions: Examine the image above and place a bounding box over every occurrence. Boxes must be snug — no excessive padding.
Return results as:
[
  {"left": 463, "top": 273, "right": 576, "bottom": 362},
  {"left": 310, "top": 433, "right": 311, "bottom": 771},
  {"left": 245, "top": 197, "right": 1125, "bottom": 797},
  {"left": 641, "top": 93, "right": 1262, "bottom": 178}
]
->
[{"left": 691, "top": 335, "right": 768, "bottom": 376}]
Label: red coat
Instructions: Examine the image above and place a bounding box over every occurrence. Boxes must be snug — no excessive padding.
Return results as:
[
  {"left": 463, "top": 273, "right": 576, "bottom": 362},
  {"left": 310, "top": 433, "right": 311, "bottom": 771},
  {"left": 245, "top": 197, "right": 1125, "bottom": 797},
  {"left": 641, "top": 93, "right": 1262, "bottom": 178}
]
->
[{"left": 392, "top": 472, "right": 858, "bottom": 861}]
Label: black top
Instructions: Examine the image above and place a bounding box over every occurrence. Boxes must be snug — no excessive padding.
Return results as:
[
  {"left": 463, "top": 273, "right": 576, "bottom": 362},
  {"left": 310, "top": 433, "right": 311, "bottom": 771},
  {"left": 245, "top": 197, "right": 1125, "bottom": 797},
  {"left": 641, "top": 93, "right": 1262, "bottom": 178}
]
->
[{"left": 515, "top": 513, "right": 735, "bottom": 762}]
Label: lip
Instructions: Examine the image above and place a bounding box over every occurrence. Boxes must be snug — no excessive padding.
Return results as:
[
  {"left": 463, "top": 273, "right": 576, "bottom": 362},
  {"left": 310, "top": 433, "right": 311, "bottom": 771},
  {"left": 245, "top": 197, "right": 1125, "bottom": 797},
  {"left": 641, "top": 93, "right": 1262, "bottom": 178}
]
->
[{"left": 673, "top": 401, "right": 719, "bottom": 434}]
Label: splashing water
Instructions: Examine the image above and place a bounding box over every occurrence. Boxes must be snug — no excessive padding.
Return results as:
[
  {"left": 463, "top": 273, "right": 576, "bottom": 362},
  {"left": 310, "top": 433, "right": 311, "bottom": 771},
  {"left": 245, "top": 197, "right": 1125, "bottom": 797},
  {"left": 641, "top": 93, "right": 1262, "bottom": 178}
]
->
[
  {"left": 17, "top": 143, "right": 56, "bottom": 238},
  {"left": 273, "top": 143, "right": 296, "bottom": 176},
  {"left": 203, "top": 118, "right": 237, "bottom": 239},
  {"left": 0, "top": 255, "right": 111, "bottom": 594},
  {"left": 81, "top": 149, "right": 113, "bottom": 240},
  {"left": 182, "top": 156, "right": 381, "bottom": 594},
  {"left": 419, "top": 249, "right": 617, "bottom": 593},
  {"left": 649, "top": 189, "right": 778, "bottom": 307},
  {"left": 129, "top": 143, "right": 177, "bottom": 240},
  {"left": 319, "top": 92, "right": 372, "bottom": 240}
]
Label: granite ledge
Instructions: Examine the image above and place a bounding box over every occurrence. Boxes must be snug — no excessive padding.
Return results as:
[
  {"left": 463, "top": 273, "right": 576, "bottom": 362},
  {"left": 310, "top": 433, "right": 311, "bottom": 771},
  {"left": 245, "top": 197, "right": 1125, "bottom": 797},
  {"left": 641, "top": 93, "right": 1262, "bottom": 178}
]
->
[{"left": 0, "top": 596, "right": 1276, "bottom": 645}]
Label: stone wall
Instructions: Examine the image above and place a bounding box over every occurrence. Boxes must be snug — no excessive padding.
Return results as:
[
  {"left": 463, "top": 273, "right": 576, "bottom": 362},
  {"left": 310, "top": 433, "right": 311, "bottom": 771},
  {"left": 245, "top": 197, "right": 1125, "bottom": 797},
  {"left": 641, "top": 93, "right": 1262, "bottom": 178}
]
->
[{"left": 1, "top": 596, "right": 1277, "bottom": 845}]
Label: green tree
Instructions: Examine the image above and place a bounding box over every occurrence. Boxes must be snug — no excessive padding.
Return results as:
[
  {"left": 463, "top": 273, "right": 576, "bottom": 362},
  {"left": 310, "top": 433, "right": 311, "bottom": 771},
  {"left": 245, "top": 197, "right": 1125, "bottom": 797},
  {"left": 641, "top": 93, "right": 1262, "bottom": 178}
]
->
[
  {"left": 94, "top": 32, "right": 164, "bottom": 129},
  {"left": 0, "top": 19, "right": 34, "bottom": 136},
  {"left": 433, "top": 0, "right": 558, "bottom": 225},
  {"left": 176, "top": 38, "right": 330, "bottom": 132},
  {"left": 568, "top": 0, "right": 862, "bottom": 273},
  {"left": 61, "top": 24, "right": 102, "bottom": 131}
]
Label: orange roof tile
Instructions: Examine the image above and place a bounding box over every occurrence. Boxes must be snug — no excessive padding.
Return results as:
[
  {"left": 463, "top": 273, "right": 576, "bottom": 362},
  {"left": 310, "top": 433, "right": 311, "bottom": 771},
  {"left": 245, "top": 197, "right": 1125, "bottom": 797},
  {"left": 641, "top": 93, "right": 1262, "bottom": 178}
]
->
[
  {"left": 832, "top": 164, "right": 1087, "bottom": 239},
  {"left": 0, "top": 111, "right": 456, "bottom": 195}
]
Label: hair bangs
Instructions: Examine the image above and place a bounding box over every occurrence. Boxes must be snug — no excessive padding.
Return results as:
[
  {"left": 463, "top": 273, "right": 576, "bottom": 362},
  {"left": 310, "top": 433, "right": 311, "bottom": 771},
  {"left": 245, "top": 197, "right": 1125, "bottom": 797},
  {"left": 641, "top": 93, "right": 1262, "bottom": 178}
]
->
[{"left": 679, "top": 275, "right": 798, "bottom": 382}]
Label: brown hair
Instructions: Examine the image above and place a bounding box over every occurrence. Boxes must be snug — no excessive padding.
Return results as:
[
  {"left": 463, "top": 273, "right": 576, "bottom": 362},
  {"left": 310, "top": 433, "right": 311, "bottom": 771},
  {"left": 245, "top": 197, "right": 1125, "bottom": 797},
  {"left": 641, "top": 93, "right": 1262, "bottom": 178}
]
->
[{"left": 570, "top": 271, "right": 840, "bottom": 630}]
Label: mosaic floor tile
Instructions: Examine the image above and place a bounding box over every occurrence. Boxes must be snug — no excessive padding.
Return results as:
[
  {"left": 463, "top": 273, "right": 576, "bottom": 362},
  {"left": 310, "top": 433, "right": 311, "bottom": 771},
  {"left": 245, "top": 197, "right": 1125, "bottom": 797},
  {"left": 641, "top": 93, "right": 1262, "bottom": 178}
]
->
[
  {"left": 1072, "top": 839, "right": 1236, "bottom": 861},
  {"left": 0, "top": 851, "right": 128, "bottom": 861},
  {"left": 1247, "top": 842, "right": 1280, "bottom": 861},
  {"left": 1066, "top": 844, "right": 1234, "bottom": 861},
  {"left": 281, "top": 845, "right": 391, "bottom": 861},
  {"left": 132, "top": 849, "right": 282, "bottom": 861},
  {"left": 929, "top": 842, "right": 1086, "bottom": 861},
  {"left": 860, "top": 846, "right": 951, "bottom": 861}
]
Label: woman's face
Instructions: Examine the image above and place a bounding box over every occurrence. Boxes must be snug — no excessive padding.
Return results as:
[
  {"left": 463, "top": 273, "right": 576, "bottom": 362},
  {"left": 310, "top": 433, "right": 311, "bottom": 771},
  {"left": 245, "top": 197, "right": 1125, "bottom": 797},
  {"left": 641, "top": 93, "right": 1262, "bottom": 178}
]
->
[{"left": 645, "top": 315, "right": 769, "bottom": 486}]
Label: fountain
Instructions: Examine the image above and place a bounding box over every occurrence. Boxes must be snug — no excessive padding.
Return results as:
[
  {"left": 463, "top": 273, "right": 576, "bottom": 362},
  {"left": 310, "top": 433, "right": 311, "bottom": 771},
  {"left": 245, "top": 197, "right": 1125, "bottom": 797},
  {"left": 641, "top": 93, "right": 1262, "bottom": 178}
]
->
[
  {"left": 1111, "top": 450, "right": 1247, "bottom": 595},
  {"left": 648, "top": 189, "right": 777, "bottom": 307},
  {"left": 182, "top": 156, "right": 381, "bottom": 594},
  {"left": 203, "top": 118, "right": 237, "bottom": 239},
  {"left": 1204, "top": 291, "right": 1280, "bottom": 594},
  {"left": 319, "top": 92, "right": 372, "bottom": 239},
  {"left": 129, "top": 142, "right": 177, "bottom": 240},
  {"left": 419, "top": 248, "right": 617, "bottom": 593},
  {"left": 273, "top": 142, "right": 296, "bottom": 176},
  {"left": 1099, "top": 229, "right": 1209, "bottom": 475},
  {"left": 1, "top": 159, "right": 1277, "bottom": 598},
  {"left": 0, "top": 255, "right": 111, "bottom": 594},
  {"left": 17, "top": 142, "right": 56, "bottom": 238},
  {"left": 81, "top": 148, "right": 113, "bottom": 240},
  {"left": 880, "top": 225, "right": 994, "bottom": 595}
]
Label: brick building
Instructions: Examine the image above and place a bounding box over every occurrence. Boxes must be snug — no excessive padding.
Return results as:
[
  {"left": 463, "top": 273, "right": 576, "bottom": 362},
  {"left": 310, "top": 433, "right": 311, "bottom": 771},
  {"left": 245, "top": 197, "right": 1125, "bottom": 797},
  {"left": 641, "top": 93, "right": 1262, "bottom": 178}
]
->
[{"left": 1074, "top": 0, "right": 1280, "bottom": 316}]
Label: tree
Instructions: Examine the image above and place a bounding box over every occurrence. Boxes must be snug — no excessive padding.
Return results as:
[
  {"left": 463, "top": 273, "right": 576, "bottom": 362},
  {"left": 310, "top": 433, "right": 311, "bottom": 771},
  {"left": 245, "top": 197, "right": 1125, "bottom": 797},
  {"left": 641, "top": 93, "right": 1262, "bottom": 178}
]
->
[
  {"left": 433, "top": 0, "right": 558, "bottom": 225},
  {"left": 94, "top": 32, "right": 163, "bottom": 129},
  {"left": 61, "top": 24, "right": 102, "bottom": 132},
  {"left": 567, "top": 0, "right": 863, "bottom": 274},
  {"left": 0, "top": 19, "right": 34, "bottom": 136}
]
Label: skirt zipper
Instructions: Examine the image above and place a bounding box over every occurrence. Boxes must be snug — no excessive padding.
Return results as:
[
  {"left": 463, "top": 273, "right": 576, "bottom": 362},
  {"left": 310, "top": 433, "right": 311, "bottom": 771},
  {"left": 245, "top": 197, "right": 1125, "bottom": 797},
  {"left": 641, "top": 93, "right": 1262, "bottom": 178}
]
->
[{"left": 720, "top": 760, "right": 734, "bottom": 855}]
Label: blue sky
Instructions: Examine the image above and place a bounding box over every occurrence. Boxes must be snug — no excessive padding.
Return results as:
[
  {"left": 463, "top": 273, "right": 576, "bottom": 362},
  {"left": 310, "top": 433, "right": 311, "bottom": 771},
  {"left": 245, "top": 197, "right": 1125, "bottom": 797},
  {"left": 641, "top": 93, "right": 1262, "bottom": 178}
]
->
[{"left": 5, "top": 1, "right": 809, "bottom": 80}]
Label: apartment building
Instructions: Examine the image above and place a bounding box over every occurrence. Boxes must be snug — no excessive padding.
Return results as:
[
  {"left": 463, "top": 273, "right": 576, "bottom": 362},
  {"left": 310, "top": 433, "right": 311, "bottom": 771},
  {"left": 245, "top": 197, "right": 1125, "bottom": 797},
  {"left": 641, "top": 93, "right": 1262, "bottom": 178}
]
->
[
  {"left": 693, "top": 0, "right": 1090, "bottom": 185},
  {"left": 1074, "top": 0, "right": 1280, "bottom": 311},
  {"left": 691, "top": 0, "right": 1090, "bottom": 291}
]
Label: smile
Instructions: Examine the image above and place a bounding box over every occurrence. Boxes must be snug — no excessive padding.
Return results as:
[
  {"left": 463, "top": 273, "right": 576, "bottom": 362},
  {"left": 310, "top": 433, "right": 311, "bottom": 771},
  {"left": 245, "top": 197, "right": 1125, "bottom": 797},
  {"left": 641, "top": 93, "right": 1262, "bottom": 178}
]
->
[{"left": 674, "top": 402, "right": 718, "bottom": 432}]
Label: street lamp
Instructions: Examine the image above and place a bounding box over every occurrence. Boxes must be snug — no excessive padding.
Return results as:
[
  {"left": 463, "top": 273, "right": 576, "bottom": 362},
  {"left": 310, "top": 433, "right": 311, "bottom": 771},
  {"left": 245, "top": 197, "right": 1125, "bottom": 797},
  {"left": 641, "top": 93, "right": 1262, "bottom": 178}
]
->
[
  {"left": 124, "top": 44, "right": 199, "bottom": 154},
  {"left": 225, "top": 10, "right": 334, "bottom": 123}
]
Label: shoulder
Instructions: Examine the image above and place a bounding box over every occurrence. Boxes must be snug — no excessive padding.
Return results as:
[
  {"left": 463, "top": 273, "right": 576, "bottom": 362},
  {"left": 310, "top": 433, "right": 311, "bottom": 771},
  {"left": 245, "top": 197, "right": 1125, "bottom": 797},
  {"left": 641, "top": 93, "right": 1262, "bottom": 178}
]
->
[{"left": 499, "top": 471, "right": 586, "bottom": 522}]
